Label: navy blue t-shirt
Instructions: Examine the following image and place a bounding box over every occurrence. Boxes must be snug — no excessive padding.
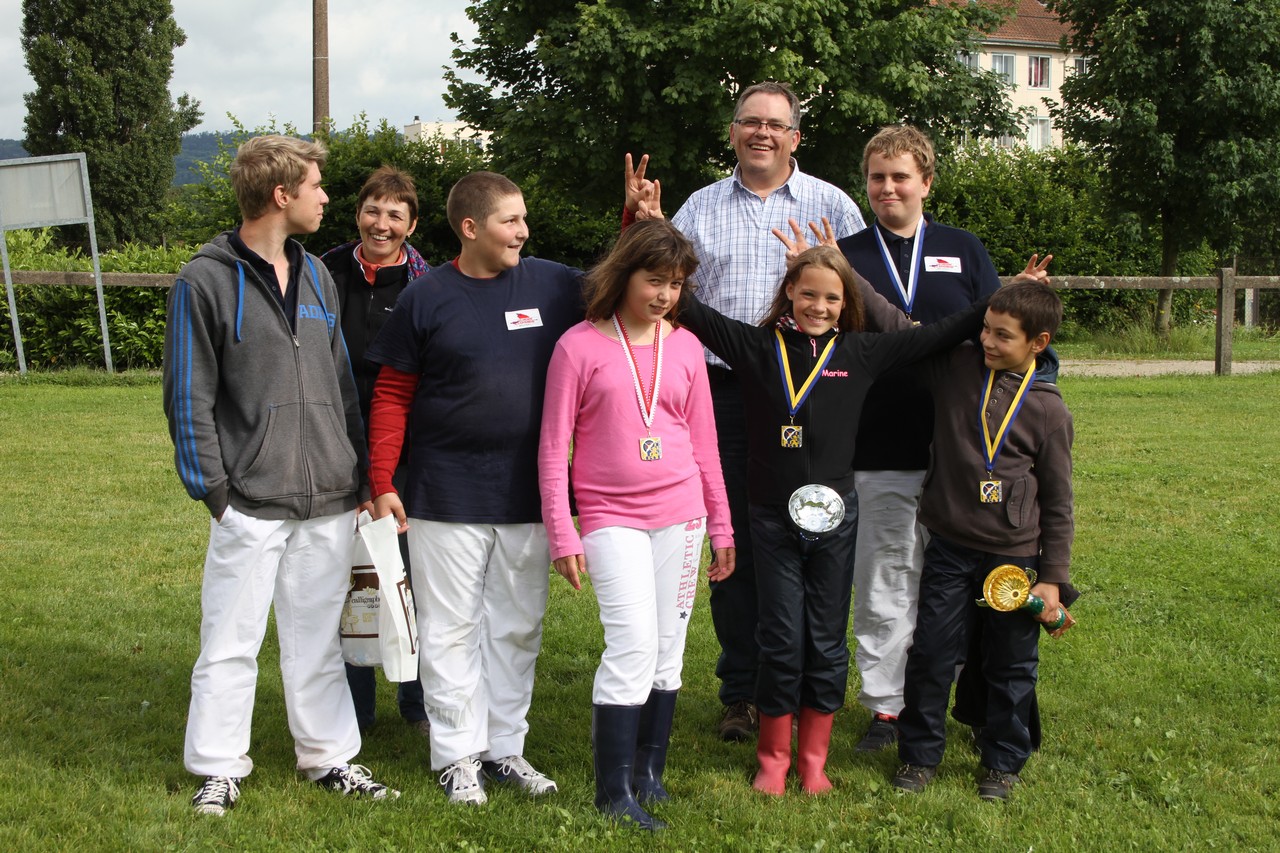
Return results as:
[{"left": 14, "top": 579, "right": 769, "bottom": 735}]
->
[{"left": 365, "top": 258, "right": 584, "bottom": 523}]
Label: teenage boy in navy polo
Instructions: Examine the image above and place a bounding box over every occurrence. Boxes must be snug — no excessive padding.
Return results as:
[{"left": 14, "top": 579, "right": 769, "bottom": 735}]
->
[
  {"left": 364, "top": 171, "right": 580, "bottom": 805},
  {"left": 892, "top": 281, "right": 1074, "bottom": 801}
]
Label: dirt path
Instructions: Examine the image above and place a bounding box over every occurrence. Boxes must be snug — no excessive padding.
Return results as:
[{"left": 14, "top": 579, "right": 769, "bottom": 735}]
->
[{"left": 1061, "top": 360, "right": 1280, "bottom": 377}]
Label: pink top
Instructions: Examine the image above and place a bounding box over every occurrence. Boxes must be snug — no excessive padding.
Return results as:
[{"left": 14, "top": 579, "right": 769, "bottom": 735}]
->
[{"left": 539, "top": 320, "right": 733, "bottom": 560}]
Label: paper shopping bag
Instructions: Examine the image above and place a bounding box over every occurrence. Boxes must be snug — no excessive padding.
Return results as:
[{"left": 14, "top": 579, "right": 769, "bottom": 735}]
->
[{"left": 357, "top": 512, "right": 420, "bottom": 682}]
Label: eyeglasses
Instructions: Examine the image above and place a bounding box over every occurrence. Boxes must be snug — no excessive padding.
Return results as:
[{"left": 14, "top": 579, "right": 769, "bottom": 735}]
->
[{"left": 733, "top": 118, "right": 795, "bottom": 135}]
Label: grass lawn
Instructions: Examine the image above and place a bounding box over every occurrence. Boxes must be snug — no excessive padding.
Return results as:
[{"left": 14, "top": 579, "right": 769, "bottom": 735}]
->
[{"left": 1, "top": 371, "right": 1278, "bottom": 851}]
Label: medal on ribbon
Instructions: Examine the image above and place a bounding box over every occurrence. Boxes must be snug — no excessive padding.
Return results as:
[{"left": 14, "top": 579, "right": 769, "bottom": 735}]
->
[
  {"left": 874, "top": 218, "right": 925, "bottom": 320},
  {"left": 775, "top": 329, "right": 838, "bottom": 449},
  {"left": 978, "top": 366, "right": 1035, "bottom": 503},
  {"left": 614, "top": 313, "right": 664, "bottom": 461}
]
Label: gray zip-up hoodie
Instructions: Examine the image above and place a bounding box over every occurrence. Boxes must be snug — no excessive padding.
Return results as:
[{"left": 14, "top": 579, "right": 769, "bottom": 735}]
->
[{"left": 163, "top": 232, "right": 368, "bottom": 520}]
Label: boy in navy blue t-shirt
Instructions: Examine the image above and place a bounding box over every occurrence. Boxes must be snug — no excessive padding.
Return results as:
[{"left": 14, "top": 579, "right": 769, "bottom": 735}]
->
[{"left": 365, "top": 172, "right": 582, "bottom": 805}]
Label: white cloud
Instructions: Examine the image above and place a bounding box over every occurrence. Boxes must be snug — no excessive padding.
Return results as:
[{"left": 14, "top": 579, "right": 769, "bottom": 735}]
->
[{"left": 0, "top": 0, "right": 478, "bottom": 139}]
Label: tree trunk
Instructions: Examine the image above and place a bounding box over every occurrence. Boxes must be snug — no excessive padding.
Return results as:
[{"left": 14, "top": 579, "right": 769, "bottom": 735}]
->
[{"left": 1156, "top": 232, "right": 1178, "bottom": 339}]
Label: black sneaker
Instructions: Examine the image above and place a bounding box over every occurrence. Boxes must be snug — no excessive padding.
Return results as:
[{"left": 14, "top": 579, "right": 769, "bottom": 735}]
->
[
  {"left": 717, "top": 700, "right": 758, "bottom": 741},
  {"left": 978, "top": 767, "right": 1020, "bottom": 801},
  {"left": 191, "top": 775, "right": 240, "bottom": 816},
  {"left": 891, "top": 764, "right": 937, "bottom": 793},
  {"left": 316, "top": 764, "right": 400, "bottom": 800},
  {"left": 854, "top": 714, "right": 898, "bottom": 752}
]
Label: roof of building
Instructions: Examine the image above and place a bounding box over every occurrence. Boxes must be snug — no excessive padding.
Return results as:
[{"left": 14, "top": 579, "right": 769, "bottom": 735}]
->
[{"left": 986, "top": 0, "right": 1071, "bottom": 47}]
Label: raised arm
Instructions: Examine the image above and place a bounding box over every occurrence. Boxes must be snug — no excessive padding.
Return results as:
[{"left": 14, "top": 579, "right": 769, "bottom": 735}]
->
[
  {"left": 624, "top": 153, "right": 664, "bottom": 221},
  {"left": 1012, "top": 253, "right": 1053, "bottom": 285}
]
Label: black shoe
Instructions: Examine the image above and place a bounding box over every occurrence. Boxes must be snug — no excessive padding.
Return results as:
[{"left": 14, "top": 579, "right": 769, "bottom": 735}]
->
[
  {"left": 316, "top": 764, "right": 400, "bottom": 800},
  {"left": 191, "top": 776, "right": 240, "bottom": 816},
  {"left": 854, "top": 714, "right": 897, "bottom": 752},
  {"left": 717, "top": 700, "right": 758, "bottom": 741},
  {"left": 891, "top": 763, "right": 937, "bottom": 793},
  {"left": 978, "top": 767, "right": 1020, "bottom": 801}
]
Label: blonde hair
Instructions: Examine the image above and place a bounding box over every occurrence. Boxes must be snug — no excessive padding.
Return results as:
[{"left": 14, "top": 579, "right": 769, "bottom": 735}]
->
[
  {"left": 230, "top": 135, "right": 328, "bottom": 220},
  {"left": 861, "top": 124, "right": 935, "bottom": 183}
]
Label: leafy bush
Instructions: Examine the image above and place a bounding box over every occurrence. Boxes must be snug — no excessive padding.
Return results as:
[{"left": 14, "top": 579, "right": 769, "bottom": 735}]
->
[
  {"left": 0, "top": 228, "right": 190, "bottom": 370},
  {"left": 931, "top": 143, "right": 1217, "bottom": 332}
]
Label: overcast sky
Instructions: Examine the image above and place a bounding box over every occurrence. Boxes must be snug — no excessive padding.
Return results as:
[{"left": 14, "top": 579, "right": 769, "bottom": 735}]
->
[{"left": 0, "top": 0, "right": 478, "bottom": 140}]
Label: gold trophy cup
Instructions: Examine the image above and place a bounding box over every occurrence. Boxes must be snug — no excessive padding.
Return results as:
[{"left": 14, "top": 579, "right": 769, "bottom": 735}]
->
[{"left": 979, "top": 565, "right": 1075, "bottom": 638}]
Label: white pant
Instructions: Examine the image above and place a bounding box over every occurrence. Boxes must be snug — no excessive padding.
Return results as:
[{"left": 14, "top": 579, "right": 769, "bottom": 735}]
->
[
  {"left": 584, "top": 519, "right": 705, "bottom": 706},
  {"left": 852, "top": 470, "right": 929, "bottom": 717},
  {"left": 184, "top": 505, "right": 360, "bottom": 780},
  {"left": 407, "top": 521, "right": 550, "bottom": 770}
]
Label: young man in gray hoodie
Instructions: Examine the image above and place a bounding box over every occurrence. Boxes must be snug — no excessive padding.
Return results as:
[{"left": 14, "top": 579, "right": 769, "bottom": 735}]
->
[{"left": 163, "top": 135, "right": 397, "bottom": 816}]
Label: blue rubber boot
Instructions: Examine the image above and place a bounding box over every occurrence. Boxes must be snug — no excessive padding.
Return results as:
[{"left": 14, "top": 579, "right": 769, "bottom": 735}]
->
[
  {"left": 593, "top": 704, "right": 666, "bottom": 831},
  {"left": 633, "top": 689, "right": 678, "bottom": 803}
]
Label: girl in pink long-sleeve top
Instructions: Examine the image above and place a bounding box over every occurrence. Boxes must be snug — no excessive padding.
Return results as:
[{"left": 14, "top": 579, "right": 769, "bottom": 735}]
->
[{"left": 538, "top": 220, "right": 734, "bottom": 831}]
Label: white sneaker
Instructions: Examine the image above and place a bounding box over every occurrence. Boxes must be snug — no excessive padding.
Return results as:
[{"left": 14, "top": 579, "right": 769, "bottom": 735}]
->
[
  {"left": 482, "top": 755, "right": 558, "bottom": 795},
  {"left": 439, "top": 756, "right": 487, "bottom": 805},
  {"left": 191, "top": 776, "right": 240, "bottom": 816}
]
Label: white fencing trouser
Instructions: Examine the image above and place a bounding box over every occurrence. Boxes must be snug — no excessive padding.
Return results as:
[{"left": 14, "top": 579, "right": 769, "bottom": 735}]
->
[
  {"left": 583, "top": 519, "right": 705, "bottom": 706},
  {"left": 184, "top": 505, "right": 360, "bottom": 781},
  {"left": 852, "top": 470, "right": 930, "bottom": 717},
  {"left": 406, "top": 521, "right": 550, "bottom": 771}
]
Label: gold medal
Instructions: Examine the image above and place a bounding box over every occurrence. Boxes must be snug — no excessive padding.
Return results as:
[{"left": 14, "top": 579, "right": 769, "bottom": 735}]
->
[
  {"left": 640, "top": 436, "right": 663, "bottom": 461},
  {"left": 781, "top": 424, "right": 803, "bottom": 448},
  {"left": 979, "top": 479, "right": 1003, "bottom": 503}
]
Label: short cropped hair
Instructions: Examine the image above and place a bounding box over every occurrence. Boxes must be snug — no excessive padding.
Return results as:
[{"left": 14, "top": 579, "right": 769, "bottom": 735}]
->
[
  {"left": 584, "top": 220, "right": 700, "bottom": 325},
  {"left": 357, "top": 165, "right": 419, "bottom": 223},
  {"left": 759, "top": 245, "right": 866, "bottom": 334},
  {"left": 734, "top": 81, "right": 802, "bottom": 130},
  {"left": 989, "top": 281, "right": 1063, "bottom": 340},
  {"left": 446, "top": 171, "right": 523, "bottom": 239},
  {"left": 230, "top": 135, "right": 328, "bottom": 220},
  {"left": 862, "top": 124, "right": 936, "bottom": 183}
]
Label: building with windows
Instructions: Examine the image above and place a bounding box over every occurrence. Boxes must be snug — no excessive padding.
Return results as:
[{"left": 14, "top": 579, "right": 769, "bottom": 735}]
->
[
  {"left": 402, "top": 117, "right": 490, "bottom": 152},
  {"left": 962, "top": 0, "right": 1082, "bottom": 149}
]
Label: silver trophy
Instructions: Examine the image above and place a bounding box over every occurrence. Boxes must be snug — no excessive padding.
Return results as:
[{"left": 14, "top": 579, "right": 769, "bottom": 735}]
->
[{"left": 787, "top": 484, "right": 845, "bottom": 535}]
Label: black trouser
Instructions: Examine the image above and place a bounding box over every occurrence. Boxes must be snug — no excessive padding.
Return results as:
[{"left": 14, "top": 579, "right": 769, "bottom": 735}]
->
[
  {"left": 898, "top": 535, "right": 1040, "bottom": 773},
  {"left": 749, "top": 491, "right": 859, "bottom": 717},
  {"left": 707, "top": 370, "right": 758, "bottom": 705}
]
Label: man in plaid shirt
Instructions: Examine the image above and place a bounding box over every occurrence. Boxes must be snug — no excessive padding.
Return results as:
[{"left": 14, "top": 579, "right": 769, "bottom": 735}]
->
[{"left": 626, "top": 81, "right": 866, "bottom": 742}]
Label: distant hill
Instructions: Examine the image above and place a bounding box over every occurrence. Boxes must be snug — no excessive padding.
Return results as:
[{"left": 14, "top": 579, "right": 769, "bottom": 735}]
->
[
  {"left": 0, "top": 139, "right": 28, "bottom": 160},
  {"left": 0, "top": 132, "right": 231, "bottom": 185}
]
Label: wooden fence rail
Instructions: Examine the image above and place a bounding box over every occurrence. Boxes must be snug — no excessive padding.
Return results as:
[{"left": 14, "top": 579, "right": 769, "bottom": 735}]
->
[{"left": 7, "top": 268, "right": 1280, "bottom": 376}]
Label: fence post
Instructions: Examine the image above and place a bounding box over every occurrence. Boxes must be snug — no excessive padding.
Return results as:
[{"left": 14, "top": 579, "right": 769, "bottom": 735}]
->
[{"left": 1215, "top": 267, "right": 1235, "bottom": 376}]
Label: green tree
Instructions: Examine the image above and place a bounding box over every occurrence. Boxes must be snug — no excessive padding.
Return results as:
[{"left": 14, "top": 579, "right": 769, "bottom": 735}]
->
[
  {"left": 21, "top": 0, "right": 201, "bottom": 247},
  {"left": 445, "top": 0, "right": 1021, "bottom": 216},
  {"left": 1049, "top": 0, "right": 1280, "bottom": 334}
]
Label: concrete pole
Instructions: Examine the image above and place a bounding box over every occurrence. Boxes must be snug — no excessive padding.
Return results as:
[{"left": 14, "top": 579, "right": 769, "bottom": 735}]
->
[{"left": 313, "top": 0, "right": 329, "bottom": 134}]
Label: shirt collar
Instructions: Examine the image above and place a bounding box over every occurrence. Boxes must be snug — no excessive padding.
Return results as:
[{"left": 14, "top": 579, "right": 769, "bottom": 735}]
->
[{"left": 730, "top": 157, "right": 802, "bottom": 198}]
